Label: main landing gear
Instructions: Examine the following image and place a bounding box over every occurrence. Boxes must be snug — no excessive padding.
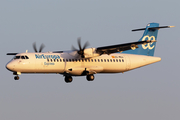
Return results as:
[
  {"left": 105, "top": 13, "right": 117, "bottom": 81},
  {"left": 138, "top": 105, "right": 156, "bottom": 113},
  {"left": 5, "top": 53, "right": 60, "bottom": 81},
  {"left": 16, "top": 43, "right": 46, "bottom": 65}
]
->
[
  {"left": 86, "top": 74, "right": 94, "bottom": 81},
  {"left": 64, "top": 74, "right": 95, "bottom": 83},
  {"left": 64, "top": 76, "right": 73, "bottom": 83}
]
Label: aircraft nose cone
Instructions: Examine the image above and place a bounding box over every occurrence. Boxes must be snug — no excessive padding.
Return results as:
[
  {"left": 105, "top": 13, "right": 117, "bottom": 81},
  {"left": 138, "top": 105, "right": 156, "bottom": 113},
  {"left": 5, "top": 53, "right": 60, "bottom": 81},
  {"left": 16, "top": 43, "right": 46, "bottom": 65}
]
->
[{"left": 6, "top": 62, "right": 14, "bottom": 71}]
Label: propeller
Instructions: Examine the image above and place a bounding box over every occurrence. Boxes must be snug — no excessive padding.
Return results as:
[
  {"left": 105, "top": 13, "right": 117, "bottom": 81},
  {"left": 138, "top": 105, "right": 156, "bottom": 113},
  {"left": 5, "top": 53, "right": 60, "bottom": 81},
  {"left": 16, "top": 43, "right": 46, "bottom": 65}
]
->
[
  {"left": 33, "top": 42, "right": 45, "bottom": 53},
  {"left": 71, "top": 37, "right": 90, "bottom": 58}
]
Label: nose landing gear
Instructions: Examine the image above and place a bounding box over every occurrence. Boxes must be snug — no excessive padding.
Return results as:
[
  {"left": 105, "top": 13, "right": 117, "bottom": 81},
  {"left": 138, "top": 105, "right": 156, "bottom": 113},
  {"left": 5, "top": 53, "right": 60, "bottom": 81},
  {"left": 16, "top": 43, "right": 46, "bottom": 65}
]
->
[
  {"left": 14, "top": 76, "right": 19, "bottom": 80},
  {"left": 13, "top": 72, "right": 21, "bottom": 80}
]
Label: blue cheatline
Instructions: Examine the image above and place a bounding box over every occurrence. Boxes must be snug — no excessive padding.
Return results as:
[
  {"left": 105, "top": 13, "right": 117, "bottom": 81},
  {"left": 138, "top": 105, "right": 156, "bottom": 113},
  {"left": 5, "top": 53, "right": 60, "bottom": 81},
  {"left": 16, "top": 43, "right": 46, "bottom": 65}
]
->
[{"left": 122, "top": 23, "right": 159, "bottom": 56}]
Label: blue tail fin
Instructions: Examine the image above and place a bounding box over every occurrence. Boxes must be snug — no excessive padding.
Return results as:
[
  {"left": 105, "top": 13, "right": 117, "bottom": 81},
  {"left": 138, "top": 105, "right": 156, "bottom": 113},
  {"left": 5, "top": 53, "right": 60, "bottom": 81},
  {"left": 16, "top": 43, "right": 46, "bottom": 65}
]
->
[{"left": 123, "top": 23, "right": 159, "bottom": 56}]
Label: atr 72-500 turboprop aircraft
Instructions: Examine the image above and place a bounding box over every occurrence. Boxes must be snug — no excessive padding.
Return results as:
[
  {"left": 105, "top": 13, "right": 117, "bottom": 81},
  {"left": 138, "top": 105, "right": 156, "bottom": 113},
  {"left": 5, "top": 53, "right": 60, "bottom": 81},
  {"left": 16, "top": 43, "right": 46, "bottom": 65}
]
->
[{"left": 6, "top": 23, "right": 174, "bottom": 83}]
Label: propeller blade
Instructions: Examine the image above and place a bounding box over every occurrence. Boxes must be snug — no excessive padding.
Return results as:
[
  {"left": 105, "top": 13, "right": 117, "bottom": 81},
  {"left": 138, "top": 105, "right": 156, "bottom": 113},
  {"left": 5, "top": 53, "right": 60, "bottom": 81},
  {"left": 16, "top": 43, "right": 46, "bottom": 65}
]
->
[
  {"left": 77, "top": 37, "right": 82, "bottom": 51},
  {"left": 71, "top": 37, "right": 90, "bottom": 58},
  {"left": 83, "top": 41, "right": 90, "bottom": 50},
  {"left": 71, "top": 45, "right": 78, "bottom": 51},
  {"left": 39, "top": 43, "right": 45, "bottom": 52},
  {"left": 33, "top": 42, "right": 38, "bottom": 52}
]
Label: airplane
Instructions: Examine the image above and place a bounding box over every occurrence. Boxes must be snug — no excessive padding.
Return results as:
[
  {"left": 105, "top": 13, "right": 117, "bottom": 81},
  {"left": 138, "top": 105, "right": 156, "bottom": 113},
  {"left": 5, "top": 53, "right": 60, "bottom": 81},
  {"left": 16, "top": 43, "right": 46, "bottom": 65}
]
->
[{"left": 6, "top": 23, "right": 174, "bottom": 83}]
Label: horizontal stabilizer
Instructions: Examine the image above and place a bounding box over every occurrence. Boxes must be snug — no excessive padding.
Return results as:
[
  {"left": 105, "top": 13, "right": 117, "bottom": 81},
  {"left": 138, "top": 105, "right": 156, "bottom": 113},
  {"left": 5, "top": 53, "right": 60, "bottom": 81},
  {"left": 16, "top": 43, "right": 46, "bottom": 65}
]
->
[{"left": 132, "top": 25, "right": 175, "bottom": 31}]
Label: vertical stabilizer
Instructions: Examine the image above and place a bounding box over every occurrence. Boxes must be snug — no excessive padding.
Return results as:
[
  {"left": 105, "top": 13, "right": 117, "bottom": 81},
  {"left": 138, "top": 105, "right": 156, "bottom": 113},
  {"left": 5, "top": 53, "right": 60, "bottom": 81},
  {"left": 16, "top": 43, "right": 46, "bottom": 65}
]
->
[{"left": 123, "top": 23, "right": 159, "bottom": 56}]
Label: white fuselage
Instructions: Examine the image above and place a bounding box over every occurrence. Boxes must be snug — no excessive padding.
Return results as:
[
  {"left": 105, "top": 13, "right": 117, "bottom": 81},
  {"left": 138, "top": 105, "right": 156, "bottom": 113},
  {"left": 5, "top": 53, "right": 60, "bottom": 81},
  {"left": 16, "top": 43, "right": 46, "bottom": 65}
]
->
[{"left": 6, "top": 52, "right": 161, "bottom": 76}]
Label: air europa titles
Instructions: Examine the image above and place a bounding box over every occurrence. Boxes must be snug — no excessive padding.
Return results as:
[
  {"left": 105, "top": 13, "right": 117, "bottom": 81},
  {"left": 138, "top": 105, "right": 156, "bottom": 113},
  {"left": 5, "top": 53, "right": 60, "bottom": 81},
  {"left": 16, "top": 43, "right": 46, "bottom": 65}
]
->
[{"left": 35, "top": 54, "right": 60, "bottom": 60}]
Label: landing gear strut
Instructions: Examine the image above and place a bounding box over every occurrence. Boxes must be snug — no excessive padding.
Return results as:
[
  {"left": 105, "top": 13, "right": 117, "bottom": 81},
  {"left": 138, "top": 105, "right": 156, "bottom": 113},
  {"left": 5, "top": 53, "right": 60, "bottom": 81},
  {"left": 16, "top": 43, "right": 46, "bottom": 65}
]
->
[
  {"left": 64, "top": 76, "right": 73, "bottom": 83},
  {"left": 14, "top": 76, "right": 19, "bottom": 80},
  {"left": 86, "top": 74, "right": 94, "bottom": 81}
]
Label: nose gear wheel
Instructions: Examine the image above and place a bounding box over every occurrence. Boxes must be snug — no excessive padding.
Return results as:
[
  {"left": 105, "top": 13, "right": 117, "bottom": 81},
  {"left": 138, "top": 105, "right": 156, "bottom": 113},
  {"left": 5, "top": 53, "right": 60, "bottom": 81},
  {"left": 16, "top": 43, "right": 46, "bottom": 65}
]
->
[{"left": 14, "top": 76, "right": 19, "bottom": 80}]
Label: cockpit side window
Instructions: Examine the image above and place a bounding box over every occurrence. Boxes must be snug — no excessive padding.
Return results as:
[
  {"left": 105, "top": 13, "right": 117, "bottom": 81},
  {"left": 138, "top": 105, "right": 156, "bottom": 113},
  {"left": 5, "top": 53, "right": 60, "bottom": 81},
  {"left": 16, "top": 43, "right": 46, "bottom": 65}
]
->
[{"left": 25, "top": 56, "right": 29, "bottom": 59}]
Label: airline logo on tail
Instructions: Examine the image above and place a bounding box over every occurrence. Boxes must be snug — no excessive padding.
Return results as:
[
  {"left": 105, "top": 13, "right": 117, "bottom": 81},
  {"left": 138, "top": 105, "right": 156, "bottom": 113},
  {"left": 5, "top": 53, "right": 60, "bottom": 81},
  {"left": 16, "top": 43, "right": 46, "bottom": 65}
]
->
[{"left": 141, "top": 35, "right": 155, "bottom": 50}]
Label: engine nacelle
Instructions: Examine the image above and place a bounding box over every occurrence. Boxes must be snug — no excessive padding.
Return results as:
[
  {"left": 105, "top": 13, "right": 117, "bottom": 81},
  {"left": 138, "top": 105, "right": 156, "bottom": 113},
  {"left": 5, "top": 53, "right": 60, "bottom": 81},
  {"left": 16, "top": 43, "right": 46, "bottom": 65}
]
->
[{"left": 83, "top": 48, "right": 100, "bottom": 58}]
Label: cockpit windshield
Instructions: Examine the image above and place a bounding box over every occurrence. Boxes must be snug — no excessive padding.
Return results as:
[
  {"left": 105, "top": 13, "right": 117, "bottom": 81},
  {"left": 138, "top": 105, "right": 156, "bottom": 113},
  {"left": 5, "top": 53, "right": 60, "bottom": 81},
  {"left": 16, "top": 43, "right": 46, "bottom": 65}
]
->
[
  {"left": 14, "top": 56, "right": 20, "bottom": 59},
  {"left": 14, "top": 55, "right": 29, "bottom": 59},
  {"left": 21, "top": 56, "right": 25, "bottom": 59}
]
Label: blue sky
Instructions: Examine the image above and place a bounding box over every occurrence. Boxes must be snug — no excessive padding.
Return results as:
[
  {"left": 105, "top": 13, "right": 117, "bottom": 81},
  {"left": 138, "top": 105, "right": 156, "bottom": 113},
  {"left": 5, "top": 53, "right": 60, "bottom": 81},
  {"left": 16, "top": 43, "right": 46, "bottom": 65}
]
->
[{"left": 1, "top": 0, "right": 180, "bottom": 120}]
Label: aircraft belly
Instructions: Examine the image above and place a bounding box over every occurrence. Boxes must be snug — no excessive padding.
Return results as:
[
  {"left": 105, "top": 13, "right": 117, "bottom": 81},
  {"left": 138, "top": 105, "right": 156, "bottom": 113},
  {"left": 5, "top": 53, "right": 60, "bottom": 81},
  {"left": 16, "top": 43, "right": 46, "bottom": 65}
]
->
[
  {"left": 64, "top": 62, "right": 104, "bottom": 75},
  {"left": 101, "top": 62, "right": 127, "bottom": 73},
  {"left": 64, "top": 61, "right": 127, "bottom": 74}
]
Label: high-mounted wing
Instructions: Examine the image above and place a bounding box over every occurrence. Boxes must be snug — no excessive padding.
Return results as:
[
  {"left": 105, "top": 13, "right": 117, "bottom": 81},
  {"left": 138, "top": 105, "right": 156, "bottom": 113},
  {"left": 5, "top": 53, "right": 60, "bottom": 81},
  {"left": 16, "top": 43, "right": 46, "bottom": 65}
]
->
[
  {"left": 96, "top": 40, "right": 156, "bottom": 55},
  {"left": 7, "top": 53, "right": 18, "bottom": 55}
]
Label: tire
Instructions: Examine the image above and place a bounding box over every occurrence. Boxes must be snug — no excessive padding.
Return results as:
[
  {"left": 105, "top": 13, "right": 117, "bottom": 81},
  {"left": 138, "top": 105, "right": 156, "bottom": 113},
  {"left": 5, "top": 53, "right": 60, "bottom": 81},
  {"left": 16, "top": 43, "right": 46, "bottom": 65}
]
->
[
  {"left": 86, "top": 74, "right": 94, "bottom": 81},
  {"left": 65, "top": 76, "right": 73, "bottom": 83},
  {"left": 14, "top": 76, "right": 19, "bottom": 80}
]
